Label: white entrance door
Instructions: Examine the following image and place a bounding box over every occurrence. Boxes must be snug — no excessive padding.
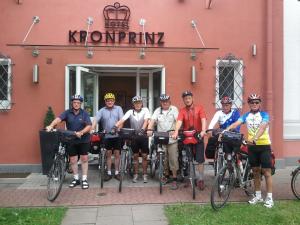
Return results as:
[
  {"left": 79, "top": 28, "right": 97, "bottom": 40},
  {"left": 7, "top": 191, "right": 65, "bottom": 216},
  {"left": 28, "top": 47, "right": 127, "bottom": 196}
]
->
[{"left": 65, "top": 66, "right": 98, "bottom": 119}]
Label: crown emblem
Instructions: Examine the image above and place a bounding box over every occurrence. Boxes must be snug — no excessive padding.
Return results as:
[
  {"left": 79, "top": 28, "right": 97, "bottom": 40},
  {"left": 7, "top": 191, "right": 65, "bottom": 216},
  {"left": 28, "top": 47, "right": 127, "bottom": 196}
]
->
[{"left": 103, "top": 2, "right": 130, "bottom": 30}]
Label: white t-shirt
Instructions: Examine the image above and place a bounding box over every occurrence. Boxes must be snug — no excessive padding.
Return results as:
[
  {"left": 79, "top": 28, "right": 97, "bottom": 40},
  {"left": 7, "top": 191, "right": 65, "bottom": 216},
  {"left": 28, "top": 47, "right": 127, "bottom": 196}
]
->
[{"left": 122, "top": 107, "right": 150, "bottom": 130}]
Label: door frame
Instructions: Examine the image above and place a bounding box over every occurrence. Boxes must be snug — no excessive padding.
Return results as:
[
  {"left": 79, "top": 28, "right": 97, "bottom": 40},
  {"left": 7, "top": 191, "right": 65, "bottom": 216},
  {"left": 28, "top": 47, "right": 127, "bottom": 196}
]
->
[{"left": 65, "top": 64, "right": 166, "bottom": 115}]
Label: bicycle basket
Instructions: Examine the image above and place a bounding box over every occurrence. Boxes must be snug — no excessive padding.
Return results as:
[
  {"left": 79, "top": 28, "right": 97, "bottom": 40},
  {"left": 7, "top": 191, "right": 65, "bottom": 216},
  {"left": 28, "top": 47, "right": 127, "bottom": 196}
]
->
[
  {"left": 222, "top": 131, "right": 243, "bottom": 147},
  {"left": 154, "top": 132, "right": 169, "bottom": 145},
  {"left": 183, "top": 130, "right": 198, "bottom": 145},
  {"left": 119, "top": 128, "right": 136, "bottom": 139},
  {"left": 57, "top": 130, "right": 77, "bottom": 143}
]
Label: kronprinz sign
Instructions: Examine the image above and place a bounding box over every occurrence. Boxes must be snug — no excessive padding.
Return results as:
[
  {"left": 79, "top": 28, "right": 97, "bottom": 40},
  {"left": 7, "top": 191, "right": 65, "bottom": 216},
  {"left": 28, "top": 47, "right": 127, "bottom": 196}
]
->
[{"left": 68, "top": 2, "right": 165, "bottom": 45}]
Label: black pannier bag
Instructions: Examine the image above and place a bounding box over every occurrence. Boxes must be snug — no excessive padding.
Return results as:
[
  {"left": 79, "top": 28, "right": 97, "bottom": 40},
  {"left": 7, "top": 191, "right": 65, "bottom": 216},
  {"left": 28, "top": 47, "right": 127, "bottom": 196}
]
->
[
  {"left": 222, "top": 131, "right": 243, "bottom": 147},
  {"left": 119, "top": 128, "right": 136, "bottom": 139},
  {"left": 205, "top": 136, "right": 218, "bottom": 159},
  {"left": 154, "top": 132, "right": 169, "bottom": 145}
]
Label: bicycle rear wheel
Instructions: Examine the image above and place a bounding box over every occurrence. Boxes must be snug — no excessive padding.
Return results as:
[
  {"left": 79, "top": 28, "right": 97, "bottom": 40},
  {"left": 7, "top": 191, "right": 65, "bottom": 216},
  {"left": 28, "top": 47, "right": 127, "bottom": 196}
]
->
[
  {"left": 158, "top": 153, "right": 164, "bottom": 194},
  {"left": 119, "top": 150, "right": 127, "bottom": 193},
  {"left": 211, "top": 165, "right": 235, "bottom": 210},
  {"left": 127, "top": 148, "right": 133, "bottom": 178},
  {"left": 243, "top": 163, "right": 255, "bottom": 196},
  {"left": 291, "top": 167, "right": 300, "bottom": 200},
  {"left": 47, "top": 155, "right": 65, "bottom": 202}
]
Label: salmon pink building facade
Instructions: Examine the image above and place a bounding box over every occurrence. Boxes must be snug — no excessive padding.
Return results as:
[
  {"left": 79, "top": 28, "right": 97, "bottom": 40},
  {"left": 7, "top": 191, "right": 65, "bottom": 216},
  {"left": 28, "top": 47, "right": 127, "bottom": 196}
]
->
[{"left": 0, "top": 0, "right": 298, "bottom": 172}]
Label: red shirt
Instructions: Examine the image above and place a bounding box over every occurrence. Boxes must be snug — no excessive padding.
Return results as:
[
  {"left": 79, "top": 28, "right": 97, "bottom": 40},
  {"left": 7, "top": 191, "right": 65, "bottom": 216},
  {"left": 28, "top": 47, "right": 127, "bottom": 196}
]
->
[{"left": 177, "top": 105, "right": 206, "bottom": 131}]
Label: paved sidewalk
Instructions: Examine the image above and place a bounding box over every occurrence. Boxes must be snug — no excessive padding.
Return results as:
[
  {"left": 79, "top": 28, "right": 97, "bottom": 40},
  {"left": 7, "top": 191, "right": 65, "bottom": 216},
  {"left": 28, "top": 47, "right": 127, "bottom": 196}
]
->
[
  {"left": 0, "top": 165, "right": 298, "bottom": 225},
  {"left": 61, "top": 204, "right": 167, "bottom": 225}
]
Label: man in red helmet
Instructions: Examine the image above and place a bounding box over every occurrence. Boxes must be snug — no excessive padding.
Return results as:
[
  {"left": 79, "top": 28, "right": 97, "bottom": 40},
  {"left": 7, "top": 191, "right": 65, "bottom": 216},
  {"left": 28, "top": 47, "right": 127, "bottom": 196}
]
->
[
  {"left": 227, "top": 93, "right": 274, "bottom": 208},
  {"left": 173, "top": 91, "right": 207, "bottom": 190}
]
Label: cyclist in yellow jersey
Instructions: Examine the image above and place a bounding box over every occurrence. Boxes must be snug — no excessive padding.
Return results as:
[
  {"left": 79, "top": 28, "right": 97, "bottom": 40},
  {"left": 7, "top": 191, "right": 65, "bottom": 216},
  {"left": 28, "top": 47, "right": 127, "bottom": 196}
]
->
[{"left": 227, "top": 94, "right": 274, "bottom": 208}]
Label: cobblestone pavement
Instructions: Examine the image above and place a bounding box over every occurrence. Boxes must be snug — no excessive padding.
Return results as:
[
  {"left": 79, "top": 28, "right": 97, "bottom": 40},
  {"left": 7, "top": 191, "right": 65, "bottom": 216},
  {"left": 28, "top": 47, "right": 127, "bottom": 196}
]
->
[{"left": 0, "top": 164, "right": 297, "bottom": 207}]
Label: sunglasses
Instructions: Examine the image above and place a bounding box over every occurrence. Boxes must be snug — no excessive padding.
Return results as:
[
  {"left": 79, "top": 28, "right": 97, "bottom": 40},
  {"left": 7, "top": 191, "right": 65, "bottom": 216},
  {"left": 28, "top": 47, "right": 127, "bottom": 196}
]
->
[{"left": 250, "top": 101, "right": 260, "bottom": 105}]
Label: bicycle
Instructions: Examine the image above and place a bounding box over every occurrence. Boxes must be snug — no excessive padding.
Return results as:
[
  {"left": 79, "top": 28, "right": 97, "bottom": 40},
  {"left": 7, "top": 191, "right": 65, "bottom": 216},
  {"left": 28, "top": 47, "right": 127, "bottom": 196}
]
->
[
  {"left": 206, "top": 128, "right": 226, "bottom": 176},
  {"left": 210, "top": 131, "right": 255, "bottom": 210},
  {"left": 47, "top": 129, "right": 77, "bottom": 202},
  {"left": 178, "top": 130, "right": 201, "bottom": 200},
  {"left": 118, "top": 128, "right": 135, "bottom": 193},
  {"left": 150, "top": 130, "right": 172, "bottom": 194},
  {"left": 291, "top": 159, "right": 300, "bottom": 200},
  {"left": 90, "top": 131, "right": 106, "bottom": 189}
]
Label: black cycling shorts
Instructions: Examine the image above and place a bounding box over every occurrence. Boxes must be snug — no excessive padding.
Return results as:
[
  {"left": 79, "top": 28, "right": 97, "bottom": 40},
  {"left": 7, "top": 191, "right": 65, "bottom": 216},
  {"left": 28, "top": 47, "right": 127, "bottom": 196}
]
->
[
  {"left": 67, "top": 142, "right": 90, "bottom": 157},
  {"left": 248, "top": 145, "right": 272, "bottom": 169},
  {"left": 194, "top": 140, "right": 205, "bottom": 164},
  {"left": 131, "top": 136, "right": 149, "bottom": 154},
  {"left": 104, "top": 137, "right": 121, "bottom": 152}
]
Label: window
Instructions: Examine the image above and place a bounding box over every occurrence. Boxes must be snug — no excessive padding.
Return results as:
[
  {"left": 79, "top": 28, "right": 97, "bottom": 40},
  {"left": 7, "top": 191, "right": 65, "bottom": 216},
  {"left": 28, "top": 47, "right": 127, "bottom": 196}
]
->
[
  {"left": 0, "top": 58, "right": 12, "bottom": 110},
  {"left": 215, "top": 54, "right": 244, "bottom": 109}
]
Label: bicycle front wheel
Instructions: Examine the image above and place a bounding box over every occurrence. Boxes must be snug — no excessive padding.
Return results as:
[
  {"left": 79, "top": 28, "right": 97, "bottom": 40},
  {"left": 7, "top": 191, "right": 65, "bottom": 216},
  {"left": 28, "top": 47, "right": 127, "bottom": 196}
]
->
[
  {"left": 158, "top": 153, "right": 164, "bottom": 194},
  {"left": 47, "top": 155, "right": 66, "bottom": 202},
  {"left": 119, "top": 150, "right": 127, "bottom": 193},
  {"left": 100, "top": 150, "right": 106, "bottom": 189},
  {"left": 291, "top": 167, "right": 300, "bottom": 200},
  {"left": 211, "top": 165, "right": 235, "bottom": 210},
  {"left": 189, "top": 161, "right": 196, "bottom": 200}
]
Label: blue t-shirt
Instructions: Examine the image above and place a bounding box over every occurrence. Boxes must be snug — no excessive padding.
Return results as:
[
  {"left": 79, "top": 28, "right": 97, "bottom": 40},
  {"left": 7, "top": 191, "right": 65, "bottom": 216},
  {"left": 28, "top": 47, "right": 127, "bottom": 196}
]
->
[{"left": 59, "top": 109, "right": 92, "bottom": 143}]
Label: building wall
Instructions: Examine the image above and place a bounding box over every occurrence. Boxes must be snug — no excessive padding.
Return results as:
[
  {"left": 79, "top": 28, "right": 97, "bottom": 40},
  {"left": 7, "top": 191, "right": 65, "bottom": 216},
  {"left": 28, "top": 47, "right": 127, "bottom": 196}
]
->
[{"left": 0, "top": 0, "right": 295, "bottom": 168}]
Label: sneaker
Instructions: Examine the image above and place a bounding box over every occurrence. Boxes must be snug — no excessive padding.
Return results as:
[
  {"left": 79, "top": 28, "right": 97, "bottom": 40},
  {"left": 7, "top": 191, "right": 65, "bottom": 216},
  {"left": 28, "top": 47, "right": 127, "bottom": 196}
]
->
[
  {"left": 132, "top": 174, "right": 138, "bottom": 183},
  {"left": 115, "top": 174, "right": 121, "bottom": 181},
  {"left": 143, "top": 174, "right": 148, "bottom": 183},
  {"left": 104, "top": 173, "right": 112, "bottom": 182},
  {"left": 161, "top": 176, "right": 168, "bottom": 185},
  {"left": 69, "top": 179, "right": 80, "bottom": 188},
  {"left": 248, "top": 196, "right": 264, "bottom": 204},
  {"left": 264, "top": 197, "right": 274, "bottom": 208},
  {"left": 197, "top": 180, "right": 205, "bottom": 191},
  {"left": 170, "top": 181, "right": 178, "bottom": 190},
  {"left": 81, "top": 180, "right": 89, "bottom": 189}
]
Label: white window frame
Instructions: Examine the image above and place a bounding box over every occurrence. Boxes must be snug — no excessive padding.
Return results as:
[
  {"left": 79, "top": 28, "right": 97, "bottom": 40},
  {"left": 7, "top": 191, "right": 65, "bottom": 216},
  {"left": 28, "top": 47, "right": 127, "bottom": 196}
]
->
[
  {"left": 215, "top": 59, "right": 243, "bottom": 109},
  {"left": 0, "top": 58, "right": 12, "bottom": 110}
]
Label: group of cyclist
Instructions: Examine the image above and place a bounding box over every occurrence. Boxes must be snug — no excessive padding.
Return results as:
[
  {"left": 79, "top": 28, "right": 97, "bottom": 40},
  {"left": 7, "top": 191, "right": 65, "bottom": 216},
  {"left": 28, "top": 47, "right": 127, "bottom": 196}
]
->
[{"left": 46, "top": 90, "right": 274, "bottom": 208}]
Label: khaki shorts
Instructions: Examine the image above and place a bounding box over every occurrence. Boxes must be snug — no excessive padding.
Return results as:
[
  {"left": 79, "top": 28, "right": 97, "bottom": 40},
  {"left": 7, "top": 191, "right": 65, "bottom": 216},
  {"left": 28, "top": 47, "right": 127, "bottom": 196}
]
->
[{"left": 165, "top": 142, "right": 179, "bottom": 171}]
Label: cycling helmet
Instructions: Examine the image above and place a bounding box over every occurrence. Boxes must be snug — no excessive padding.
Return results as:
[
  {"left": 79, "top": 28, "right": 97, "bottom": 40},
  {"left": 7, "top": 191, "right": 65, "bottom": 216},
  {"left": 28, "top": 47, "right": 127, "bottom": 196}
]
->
[
  {"left": 104, "top": 92, "right": 115, "bottom": 100},
  {"left": 182, "top": 90, "right": 193, "bottom": 98},
  {"left": 221, "top": 96, "right": 232, "bottom": 104},
  {"left": 132, "top": 95, "right": 143, "bottom": 103},
  {"left": 71, "top": 94, "right": 83, "bottom": 102},
  {"left": 247, "top": 93, "right": 261, "bottom": 103},
  {"left": 159, "top": 94, "right": 170, "bottom": 101}
]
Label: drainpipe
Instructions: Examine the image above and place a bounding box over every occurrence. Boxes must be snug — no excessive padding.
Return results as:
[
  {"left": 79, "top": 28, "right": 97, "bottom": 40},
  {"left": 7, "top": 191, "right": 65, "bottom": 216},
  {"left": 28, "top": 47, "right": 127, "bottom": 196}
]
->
[{"left": 266, "top": 0, "right": 273, "bottom": 140}]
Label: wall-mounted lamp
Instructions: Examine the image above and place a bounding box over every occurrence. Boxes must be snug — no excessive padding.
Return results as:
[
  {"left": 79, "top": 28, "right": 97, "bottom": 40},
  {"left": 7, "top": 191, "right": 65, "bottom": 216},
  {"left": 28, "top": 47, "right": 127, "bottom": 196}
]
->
[
  {"left": 139, "top": 48, "right": 145, "bottom": 59},
  {"left": 190, "top": 50, "right": 197, "bottom": 60},
  {"left": 191, "top": 66, "right": 197, "bottom": 83},
  {"left": 33, "top": 64, "right": 39, "bottom": 83},
  {"left": 252, "top": 44, "right": 257, "bottom": 56},
  {"left": 87, "top": 48, "right": 93, "bottom": 58},
  {"left": 32, "top": 47, "right": 39, "bottom": 57},
  {"left": 22, "top": 16, "right": 40, "bottom": 44}
]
